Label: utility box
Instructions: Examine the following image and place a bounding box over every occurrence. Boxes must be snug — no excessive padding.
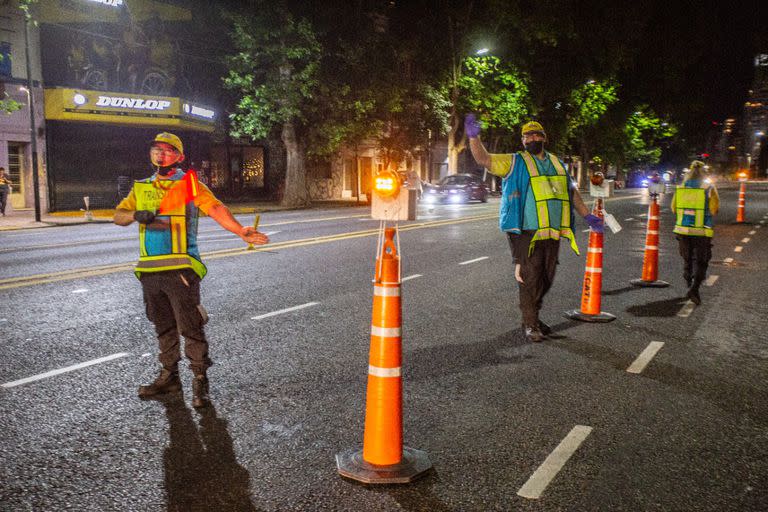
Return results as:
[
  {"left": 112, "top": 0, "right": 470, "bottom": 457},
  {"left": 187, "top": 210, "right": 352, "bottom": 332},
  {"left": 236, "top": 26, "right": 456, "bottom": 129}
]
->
[
  {"left": 371, "top": 189, "right": 417, "bottom": 221},
  {"left": 589, "top": 179, "right": 615, "bottom": 198}
]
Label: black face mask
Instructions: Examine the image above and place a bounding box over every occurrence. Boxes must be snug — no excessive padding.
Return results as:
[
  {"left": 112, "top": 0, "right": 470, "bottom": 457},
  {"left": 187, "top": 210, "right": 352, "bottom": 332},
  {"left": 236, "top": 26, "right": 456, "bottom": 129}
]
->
[
  {"left": 524, "top": 141, "right": 544, "bottom": 154},
  {"left": 157, "top": 165, "right": 176, "bottom": 176}
]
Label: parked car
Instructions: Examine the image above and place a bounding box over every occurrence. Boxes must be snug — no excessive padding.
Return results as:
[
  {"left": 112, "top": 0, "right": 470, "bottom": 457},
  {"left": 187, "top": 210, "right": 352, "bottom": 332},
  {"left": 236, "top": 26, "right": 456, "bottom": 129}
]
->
[{"left": 422, "top": 174, "right": 489, "bottom": 204}]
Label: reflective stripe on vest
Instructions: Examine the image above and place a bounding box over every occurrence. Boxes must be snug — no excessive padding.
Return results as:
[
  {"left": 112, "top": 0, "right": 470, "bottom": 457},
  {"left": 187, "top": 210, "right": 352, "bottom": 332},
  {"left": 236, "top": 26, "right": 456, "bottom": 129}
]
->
[
  {"left": 133, "top": 180, "right": 207, "bottom": 279},
  {"left": 519, "top": 152, "right": 580, "bottom": 255},
  {"left": 673, "top": 186, "right": 713, "bottom": 238}
]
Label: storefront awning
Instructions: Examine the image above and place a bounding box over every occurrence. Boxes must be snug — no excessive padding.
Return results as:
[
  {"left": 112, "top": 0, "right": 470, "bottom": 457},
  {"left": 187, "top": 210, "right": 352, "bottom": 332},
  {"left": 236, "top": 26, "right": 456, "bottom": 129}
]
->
[{"left": 44, "top": 88, "right": 216, "bottom": 132}]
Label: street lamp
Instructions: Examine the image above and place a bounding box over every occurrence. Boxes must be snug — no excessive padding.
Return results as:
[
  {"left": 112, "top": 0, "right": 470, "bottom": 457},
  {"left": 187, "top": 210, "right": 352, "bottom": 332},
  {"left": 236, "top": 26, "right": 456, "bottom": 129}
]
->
[
  {"left": 475, "top": 48, "right": 489, "bottom": 55},
  {"left": 23, "top": 16, "right": 42, "bottom": 222}
]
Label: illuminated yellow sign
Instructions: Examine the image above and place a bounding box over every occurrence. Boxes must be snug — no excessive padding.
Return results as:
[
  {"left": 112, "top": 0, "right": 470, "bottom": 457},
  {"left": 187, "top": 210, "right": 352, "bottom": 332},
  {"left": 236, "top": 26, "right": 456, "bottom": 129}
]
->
[{"left": 44, "top": 88, "right": 215, "bottom": 132}]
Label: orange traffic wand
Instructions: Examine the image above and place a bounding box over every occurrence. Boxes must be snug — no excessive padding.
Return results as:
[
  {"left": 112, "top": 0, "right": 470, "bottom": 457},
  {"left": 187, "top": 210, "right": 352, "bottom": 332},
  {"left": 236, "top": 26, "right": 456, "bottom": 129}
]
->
[
  {"left": 630, "top": 193, "right": 669, "bottom": 288},
  {"left": 566, "top": 199, "right": 616, "bottom": 322},
  {"left": 736, "top": 181, "right": 746, "bottom": 223},
  {"left": 336, "top": 226, "right": 432, "bottom": 484},
  {"left": 246, "top": 213, "right": 260, "bottom": 250}
]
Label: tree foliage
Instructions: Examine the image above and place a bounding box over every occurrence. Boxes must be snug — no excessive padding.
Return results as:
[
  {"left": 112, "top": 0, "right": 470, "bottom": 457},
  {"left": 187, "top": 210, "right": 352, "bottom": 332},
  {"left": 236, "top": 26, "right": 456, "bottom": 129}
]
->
[{"left": 624, "top": 106, "right": 678, "bottom": 166}]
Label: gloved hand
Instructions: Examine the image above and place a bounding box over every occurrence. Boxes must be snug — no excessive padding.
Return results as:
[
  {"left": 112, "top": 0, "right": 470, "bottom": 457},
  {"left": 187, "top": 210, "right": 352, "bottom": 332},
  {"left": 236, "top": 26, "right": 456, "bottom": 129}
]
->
[
  {"left": 584, "top": 213, "right": 604, "bottom": 233},
  {"left": 464, "top": 113, "right": 481, "bottom": 138},
  {"left": 133, "top": 210, "right": 156, "bottom": 224}
]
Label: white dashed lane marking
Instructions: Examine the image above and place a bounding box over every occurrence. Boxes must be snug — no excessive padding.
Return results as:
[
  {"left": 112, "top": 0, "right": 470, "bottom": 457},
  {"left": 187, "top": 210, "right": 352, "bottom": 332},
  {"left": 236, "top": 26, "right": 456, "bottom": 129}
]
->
[
  {"left": 704, "top": 275, "right": 719, "bottom": 287},
  {"left": 251, "top": 302, "right": 319, "bottom": 320},
  {"left": 2, "top": 353, "right": 131, "bottom": 389},
  {"left": 734, "top": 246, "right": 743, "bottom": 253},
  {"left": 741, "top": 238, "right": 751, "bottom": 244},
  {"left": 677, "top": 300, "right": 696, "bottom": 318},
  {"left": 72, "top": 289, "right": 89, "bottom": 294},
  {"left": 748, "top": 230, "right": 756, "bottom": 235},
  {"left": 459, "top": 256, "right": 489, "bottom": 265},
  {"left": 401, "top": 274, "right": 423, "bottom": 282},
  {"left": 517, "top": 425, "right": 593, "bottom": 500},
  {"left": 627, "top": 341, "right": 665, "bottom": 374}
]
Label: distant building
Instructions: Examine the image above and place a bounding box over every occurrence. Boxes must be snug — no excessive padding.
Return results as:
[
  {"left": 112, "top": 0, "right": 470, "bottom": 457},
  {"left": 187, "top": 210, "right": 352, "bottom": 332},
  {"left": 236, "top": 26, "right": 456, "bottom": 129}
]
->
[{"left": 742, "top": 54, "right": 768, "bottom": 176}]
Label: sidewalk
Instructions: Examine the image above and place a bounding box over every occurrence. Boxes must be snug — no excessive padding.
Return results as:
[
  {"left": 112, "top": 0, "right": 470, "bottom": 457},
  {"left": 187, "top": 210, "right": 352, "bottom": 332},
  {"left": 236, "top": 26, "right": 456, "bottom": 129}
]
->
[{"left": 0, "top": 200, "right": 367, "bottom": 231}]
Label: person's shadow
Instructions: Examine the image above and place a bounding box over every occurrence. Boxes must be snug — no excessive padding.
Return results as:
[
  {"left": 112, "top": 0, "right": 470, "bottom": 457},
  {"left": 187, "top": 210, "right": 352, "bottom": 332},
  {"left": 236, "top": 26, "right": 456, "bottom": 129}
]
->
[{"left": 161, "top": 394, "right": 262, "bottom": 512}]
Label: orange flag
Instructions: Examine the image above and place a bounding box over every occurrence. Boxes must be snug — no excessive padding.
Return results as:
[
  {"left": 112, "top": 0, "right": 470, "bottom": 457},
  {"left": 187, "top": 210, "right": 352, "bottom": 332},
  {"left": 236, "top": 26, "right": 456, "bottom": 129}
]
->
[{"left": 158, "top": 170, "right": 199, "bottom": 214}]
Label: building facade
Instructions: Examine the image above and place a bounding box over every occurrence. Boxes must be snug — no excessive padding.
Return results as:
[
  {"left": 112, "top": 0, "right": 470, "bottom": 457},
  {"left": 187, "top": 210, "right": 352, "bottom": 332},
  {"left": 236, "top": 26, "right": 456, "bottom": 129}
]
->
[
  {"left": 743, "top": 54, "right": 768, "bottom": 176},
  {"left": 0, "top": 1, "right": 48, "bottom": 213}
]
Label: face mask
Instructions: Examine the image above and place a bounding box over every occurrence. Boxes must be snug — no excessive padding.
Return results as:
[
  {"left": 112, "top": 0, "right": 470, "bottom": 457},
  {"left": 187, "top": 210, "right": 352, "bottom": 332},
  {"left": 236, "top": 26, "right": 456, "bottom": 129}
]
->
[{"left": 524, "top": 141, "right": 544, "bottom": 154}]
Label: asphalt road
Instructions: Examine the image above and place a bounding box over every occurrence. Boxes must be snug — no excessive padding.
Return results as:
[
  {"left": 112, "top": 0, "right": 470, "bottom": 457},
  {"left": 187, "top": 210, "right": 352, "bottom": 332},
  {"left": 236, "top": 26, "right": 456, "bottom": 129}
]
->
[{"left": 1, "top": 185, "right": 767, "bottom": 511}]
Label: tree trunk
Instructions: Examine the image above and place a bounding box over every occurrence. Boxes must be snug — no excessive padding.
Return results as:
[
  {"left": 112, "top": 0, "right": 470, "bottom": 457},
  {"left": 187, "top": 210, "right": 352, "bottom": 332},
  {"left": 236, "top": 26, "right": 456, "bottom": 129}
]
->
[{"left": 280, "top": 121, "right": 309, "bottom": 207}]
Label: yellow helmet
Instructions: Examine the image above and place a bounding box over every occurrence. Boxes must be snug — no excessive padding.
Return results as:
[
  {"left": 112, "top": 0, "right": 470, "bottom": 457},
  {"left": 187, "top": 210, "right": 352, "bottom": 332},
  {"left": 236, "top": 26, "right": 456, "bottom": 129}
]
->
[
  {"left": 521, "top": 121, "right": 546, "bottom": 136},
  {"left": 689, "top": 160, "right": 705, "bottom": 170},
  {"left": 152, "top": 132, "right": 184, "bottom": 155}
]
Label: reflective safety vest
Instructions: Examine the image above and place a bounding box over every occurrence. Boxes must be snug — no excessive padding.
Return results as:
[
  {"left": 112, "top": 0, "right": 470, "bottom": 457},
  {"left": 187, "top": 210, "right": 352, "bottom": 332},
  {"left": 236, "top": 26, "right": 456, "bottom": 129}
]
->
[
  {"left": 133, "top": 175, "right": 207, "bottom": 279},
  {"left": 519, "top": 152, "right": 579, "bottom": 255},
  {"left": 673, "top": 185, "right": 713, "bottom": 237}
]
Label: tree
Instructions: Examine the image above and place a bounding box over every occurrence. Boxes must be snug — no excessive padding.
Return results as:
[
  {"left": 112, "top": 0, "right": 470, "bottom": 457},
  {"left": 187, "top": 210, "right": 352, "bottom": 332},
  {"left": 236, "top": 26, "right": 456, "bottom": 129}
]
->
[
  {"left": 224, "top": 3, "right": 321, "bottom": 207},
  {"left": 564, "top": 79, "right": 619, "bottom": 186},
  {"left": 624, "top": 105, "right": 678, "bottom": 168},
  {"left": 458, "top": 55, "right": 531, "bottom": 152}
]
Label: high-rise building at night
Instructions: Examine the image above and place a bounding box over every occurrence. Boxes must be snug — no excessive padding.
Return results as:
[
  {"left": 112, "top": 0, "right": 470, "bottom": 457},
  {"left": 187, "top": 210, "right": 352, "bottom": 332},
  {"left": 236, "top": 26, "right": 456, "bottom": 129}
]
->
[{"left": 743, "top": 54, "right": 768, "bottom": 175}]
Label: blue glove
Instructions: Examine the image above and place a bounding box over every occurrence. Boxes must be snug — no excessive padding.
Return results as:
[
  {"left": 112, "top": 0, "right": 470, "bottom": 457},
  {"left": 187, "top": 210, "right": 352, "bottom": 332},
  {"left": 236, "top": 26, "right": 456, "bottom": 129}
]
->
[
  {"left": 584, "top": 214, "right": 604, "bottom": 233},
  {"left": 464, "top": 113, "right": 481, "bottom": 138}
]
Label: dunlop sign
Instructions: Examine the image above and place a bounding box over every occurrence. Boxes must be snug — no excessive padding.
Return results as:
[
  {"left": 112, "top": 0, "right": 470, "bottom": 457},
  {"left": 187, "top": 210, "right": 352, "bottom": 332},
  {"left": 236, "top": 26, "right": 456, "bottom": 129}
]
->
[{"left": 45, "top": 88, "right": 216, "bottom": 132}]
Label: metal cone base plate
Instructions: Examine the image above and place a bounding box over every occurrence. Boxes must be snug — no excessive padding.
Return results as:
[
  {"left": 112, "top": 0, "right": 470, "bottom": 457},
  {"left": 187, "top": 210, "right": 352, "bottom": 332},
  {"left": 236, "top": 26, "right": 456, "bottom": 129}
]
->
[
  {"left": 630, "top": 279, "right": 670, "bottom": 288},
  {"left": 565, "top": 310, "right": 616, "bottom": 323},
  {"left": 336, "top": 446, "right": 433, "bottom": 484}
]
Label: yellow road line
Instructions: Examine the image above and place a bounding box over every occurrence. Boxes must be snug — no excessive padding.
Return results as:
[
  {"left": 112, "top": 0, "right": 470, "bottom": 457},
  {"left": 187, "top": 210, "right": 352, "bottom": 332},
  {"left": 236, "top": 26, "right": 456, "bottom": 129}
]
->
[{"left": 0, "top": 214, "right": 497, "bottom": 290}]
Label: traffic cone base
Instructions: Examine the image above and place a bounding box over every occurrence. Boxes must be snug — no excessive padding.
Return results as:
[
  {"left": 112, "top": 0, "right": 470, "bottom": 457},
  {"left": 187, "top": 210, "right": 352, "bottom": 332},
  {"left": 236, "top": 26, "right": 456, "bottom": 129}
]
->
[
  {"left": 336, "top": 446, "right": 433, "bottom": 484},
  {"left": 630, "top": 278, "right": 670, "bottom": 288},
  {"left": 565, "top": 309, "right": 616, "bottom": 323}
]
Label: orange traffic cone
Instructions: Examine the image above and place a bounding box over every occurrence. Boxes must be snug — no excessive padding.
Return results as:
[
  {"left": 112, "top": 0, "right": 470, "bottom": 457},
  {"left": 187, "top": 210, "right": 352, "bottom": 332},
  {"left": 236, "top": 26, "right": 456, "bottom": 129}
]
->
[
  {"left": 336, "top": 226, "right": 432, "bottom": 484},
  {"left": 630, "top": 194, "right": 669, "bottom": 288},
  {"left": 736, "top": 182, "right": 746, "bottom": 223},
  {"left": 566, "top": 199, "right": 616, "bottom": 322}
]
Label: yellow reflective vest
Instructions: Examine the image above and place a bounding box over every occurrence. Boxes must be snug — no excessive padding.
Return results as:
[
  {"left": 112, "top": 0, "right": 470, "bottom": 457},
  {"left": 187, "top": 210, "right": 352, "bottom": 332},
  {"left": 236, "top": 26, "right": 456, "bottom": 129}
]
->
[
  {"left": 519, "top": 152, "right": 579, "bottom": 255},
  {"left": 672, "top": 184, "right": 713, "bottom": 238},
  {"left": 133, "top": 177, "right": 207, "bottom": 279}
]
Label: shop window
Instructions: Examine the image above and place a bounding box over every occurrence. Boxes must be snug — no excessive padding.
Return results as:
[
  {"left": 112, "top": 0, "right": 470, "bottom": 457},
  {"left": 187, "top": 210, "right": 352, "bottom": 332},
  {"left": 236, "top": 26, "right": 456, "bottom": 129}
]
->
[
  {"left": 241, "top": 146, "right": 264, "bottom": 189},
  {"left": 0, "top": 42, "right": 11, "bottom": 78}
]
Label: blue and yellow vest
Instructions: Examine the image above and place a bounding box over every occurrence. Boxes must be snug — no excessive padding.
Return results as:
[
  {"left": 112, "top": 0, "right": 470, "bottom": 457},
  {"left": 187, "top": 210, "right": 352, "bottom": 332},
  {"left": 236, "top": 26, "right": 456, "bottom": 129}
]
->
[
  {"left": 133, "top": 170, "right": 207, "bottom": 279},
  {"left": 673, "top": 179, "right": 713, "bottom": 237},
  {"left": 499, "top": 151, "right": 579, "bottom": 255}
]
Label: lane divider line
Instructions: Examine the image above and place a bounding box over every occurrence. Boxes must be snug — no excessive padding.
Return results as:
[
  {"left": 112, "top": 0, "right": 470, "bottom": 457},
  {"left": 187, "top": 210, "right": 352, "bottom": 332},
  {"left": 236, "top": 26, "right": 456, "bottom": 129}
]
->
[
  {"left": 1, "top": 352, "right": 131, "bottom": 389},
  {"left": 741, "top": 238, "right": 751, "bottom": 244},
  {"left": 724, "top": 257, "right": 734, "bottom": 264},
  {"left": 72, "top": 289, "right": 89, "bottom": 294},
  {"left": 0, "top": 213, "right": 498, "bottom": 290},
  {"left": 748, "top": 230, "right": 756, "bottom": 235},
  {"left": 734, "top": 246, "right": 743, "bottom": 253},
  {"left": 704, "top": 275, "right": 719, "bottom": 287},
  {"left": 627, "top": 341, "right": 665, "bottom": 374},
  {"left": 517, "top": 425, "right": 593, "bottom": 500},
  {"left": 459, "top": 256, "right": 489, "bottom": 265},
  {"left": 251, "top": 302, "right": 319, "bottom": 321},
  {"left": 677, "top": 300, "right": 696, "bottom": 318},
  {"left": 401, "top": 274, "right": 423, "bottom": 282}
]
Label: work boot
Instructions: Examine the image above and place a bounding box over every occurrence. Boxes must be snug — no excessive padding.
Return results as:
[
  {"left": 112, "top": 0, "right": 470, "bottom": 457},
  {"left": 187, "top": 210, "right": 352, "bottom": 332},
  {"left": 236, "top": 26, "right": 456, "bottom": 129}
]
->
[
  {"left": 138, "top": 368, "right": 181, "bottom": 398},
  {"left": 687, "top": 285, "right": 701, "bottom": 305},
  {"left": 524, "top": 325, "right": 545, "bottom": 343},
  {"left": 537, "top": 320, "right": 552, "bottom": 336},
  {"left": 192, "top": 375, "right": 210, "bottom": 408}
]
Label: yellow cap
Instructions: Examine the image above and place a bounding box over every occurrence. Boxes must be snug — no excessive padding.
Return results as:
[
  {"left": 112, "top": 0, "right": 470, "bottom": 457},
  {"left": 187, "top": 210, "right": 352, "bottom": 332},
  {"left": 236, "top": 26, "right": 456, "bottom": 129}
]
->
[
  {"left": 152, "top": 132, "right": 184, "bottom": 155},
  {"left": 521, "top": 121, "right": 546, "bottom": 136}
]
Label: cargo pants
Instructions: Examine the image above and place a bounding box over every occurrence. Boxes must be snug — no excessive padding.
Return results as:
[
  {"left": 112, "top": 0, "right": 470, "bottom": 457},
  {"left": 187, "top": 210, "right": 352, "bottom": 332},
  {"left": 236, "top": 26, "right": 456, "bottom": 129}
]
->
[
  {"left": 507, "top": 231, "right": 560, "bottom": 328},
  {"left": 140, "top": 269, "right": 211, "bottom": 375}
]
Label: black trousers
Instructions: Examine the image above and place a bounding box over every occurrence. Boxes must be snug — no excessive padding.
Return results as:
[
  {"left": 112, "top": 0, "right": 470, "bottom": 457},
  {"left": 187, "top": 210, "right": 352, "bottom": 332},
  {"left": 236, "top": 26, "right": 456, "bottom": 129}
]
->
[
  {"left": 140, "top": 269, "right": 211, "bottom": 375},
  {"left": 0, "top": 187, "right": 8, "bottom": 215},
  {"left": 676, "top": 235, "right": 712, "bottom": 287},
  {"left": 507, "top": 232, "right": 560, "bottom": 327}
]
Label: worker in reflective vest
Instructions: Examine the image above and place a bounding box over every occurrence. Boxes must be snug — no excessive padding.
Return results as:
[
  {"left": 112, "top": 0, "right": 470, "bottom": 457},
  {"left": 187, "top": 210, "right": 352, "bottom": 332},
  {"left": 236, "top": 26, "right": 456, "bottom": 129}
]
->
[
  {"left": 467, "top": 116, "right": 603, "bottom": 342},
  {"left": 671, "top": 160, "right": 719, "bottom": 305},
  {"left": 114, "top": 132, "right": 269, "bottom": 408}
]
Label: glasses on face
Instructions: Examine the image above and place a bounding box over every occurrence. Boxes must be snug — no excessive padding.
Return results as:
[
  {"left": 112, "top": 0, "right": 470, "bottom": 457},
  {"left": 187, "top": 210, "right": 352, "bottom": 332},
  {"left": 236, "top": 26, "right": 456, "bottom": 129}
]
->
[{"left": 150, "top": 146, "right": 178, "bottom": 156}]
